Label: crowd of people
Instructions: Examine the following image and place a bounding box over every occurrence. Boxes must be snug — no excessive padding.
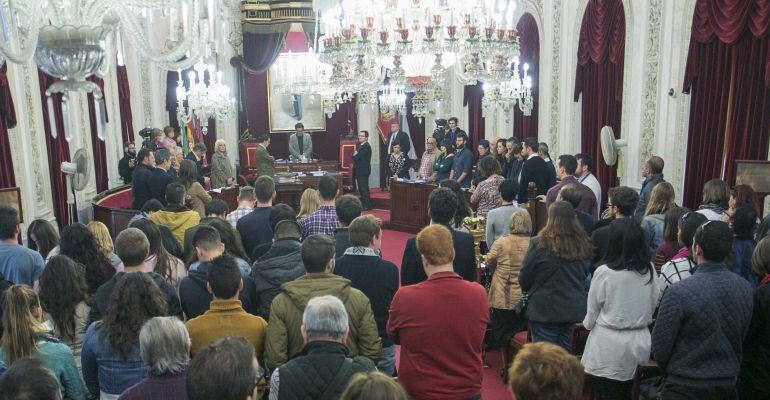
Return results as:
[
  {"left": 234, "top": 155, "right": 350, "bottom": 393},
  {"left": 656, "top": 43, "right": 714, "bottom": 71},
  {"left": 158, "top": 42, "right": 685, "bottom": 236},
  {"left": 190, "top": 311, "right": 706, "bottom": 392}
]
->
[{"left": 0, "top": 126, "right": 769, "bottom": 400}]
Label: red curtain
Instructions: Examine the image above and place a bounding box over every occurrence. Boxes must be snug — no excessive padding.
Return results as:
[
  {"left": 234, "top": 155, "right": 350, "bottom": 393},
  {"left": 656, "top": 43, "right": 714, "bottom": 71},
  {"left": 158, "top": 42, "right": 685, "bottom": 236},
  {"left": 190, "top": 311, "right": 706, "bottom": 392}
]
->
[
  {"left": 513, "top": 13, "right": 540, "bottom": 139},
  {"left": 574, "top": 0, "right": 626, "bottom": 205},
  {"left": 116, "top": 65, "right": 134, "bottom": 144},
  {"left": 38, "top": 71, "right": 70, "bottom": 225},
  {"left": 682, "top": 0, "right": 770, "bottom": 208},
  {"left": 87, "top": 76, "right": 109, "bottom": 192},
  {"left": 463, "top": 82, "right": 485, "bottom": 153},
  {"left": 0, "top": 64, "right": 17, "bottom": 188}
]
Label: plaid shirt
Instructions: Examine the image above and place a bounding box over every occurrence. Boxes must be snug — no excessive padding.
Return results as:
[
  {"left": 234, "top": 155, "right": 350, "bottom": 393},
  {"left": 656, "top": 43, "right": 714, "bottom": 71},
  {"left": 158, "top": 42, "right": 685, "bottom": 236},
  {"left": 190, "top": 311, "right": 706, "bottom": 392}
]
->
[
  {"left": 299, "top": 205, "right": 340, "bottom": 239},
  {"left": 227, "top": 205, "right": 252, "bottom": 228}
]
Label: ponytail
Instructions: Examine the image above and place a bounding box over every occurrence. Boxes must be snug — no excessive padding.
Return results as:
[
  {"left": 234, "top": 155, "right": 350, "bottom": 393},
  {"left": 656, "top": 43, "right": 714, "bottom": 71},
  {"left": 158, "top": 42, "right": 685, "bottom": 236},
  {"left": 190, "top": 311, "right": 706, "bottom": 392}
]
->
[{"left": 1, "top": 285, "right": 46, "bottom": 364}]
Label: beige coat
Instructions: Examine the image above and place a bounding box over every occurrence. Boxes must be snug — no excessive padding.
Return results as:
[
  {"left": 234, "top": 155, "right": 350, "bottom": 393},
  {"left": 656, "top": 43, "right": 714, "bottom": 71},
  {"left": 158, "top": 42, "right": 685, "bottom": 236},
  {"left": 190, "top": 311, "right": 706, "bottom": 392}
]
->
[
  {"left": 484, "top": 234, "right": 530, "bottom": 309},
  {"left": 186, "top": 181, "right": 212, "bottom": 217}
]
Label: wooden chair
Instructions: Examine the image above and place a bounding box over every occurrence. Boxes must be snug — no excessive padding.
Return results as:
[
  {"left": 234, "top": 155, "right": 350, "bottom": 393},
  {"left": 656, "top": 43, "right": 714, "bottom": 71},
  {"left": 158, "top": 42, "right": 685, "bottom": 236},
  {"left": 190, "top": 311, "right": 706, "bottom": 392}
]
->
[
  {"left": 501, "top": 325, "right": 530, "bottom": 382},
  {"left": 631, "top": 360, "right": 660, "bottom": 400}
]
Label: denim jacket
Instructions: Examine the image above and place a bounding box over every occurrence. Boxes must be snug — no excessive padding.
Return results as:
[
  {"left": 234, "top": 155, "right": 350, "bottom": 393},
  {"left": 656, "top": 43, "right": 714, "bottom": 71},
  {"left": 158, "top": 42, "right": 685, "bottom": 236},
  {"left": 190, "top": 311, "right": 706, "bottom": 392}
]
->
[{"left": 81, "top": 322, "right": 148, "bottom": 396}]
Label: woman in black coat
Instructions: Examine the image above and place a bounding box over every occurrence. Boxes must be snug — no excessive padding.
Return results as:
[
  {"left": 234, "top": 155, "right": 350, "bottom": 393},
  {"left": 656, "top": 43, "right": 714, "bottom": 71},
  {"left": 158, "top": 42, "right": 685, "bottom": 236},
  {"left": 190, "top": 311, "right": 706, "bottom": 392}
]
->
[{"left": 385, "top": 143, "right": 411, "bottom": 188}]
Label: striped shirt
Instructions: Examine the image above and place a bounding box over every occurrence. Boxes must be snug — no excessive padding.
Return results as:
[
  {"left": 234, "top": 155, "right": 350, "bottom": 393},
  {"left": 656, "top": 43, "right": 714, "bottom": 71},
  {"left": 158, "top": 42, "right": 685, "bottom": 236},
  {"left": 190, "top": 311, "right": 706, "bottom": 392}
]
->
[{"left": 298, "top": 205, "right": 340, "bottom": 239}]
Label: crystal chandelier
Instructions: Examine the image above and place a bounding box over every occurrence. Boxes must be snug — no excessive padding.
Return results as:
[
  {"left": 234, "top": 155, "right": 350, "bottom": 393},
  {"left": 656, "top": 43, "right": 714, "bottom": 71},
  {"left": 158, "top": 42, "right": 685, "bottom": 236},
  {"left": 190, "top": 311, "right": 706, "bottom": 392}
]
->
[
  {"left": 271, "top": 52, "right": 334, "bottom": 95},
  {"left": 176, "top": 59, "right": 235, "bottom": 135},
  {"left": 378, "top": 84, "right": 406, "bottom": 115}
]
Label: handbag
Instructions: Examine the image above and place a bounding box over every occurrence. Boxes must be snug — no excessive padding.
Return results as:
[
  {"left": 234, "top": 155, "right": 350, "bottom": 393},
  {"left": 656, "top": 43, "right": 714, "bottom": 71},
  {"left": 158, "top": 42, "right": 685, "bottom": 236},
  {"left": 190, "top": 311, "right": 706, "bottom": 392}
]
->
[{"left": 515, "top": 265, "right": 562, "bottom": 316}]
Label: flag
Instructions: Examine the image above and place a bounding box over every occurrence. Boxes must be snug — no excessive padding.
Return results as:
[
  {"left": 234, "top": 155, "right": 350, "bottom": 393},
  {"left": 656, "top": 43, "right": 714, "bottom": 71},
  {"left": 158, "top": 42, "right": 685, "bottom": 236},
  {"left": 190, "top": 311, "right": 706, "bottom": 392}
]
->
[{"left": 377, "top": 108, "right": 398, "bottom": 144}]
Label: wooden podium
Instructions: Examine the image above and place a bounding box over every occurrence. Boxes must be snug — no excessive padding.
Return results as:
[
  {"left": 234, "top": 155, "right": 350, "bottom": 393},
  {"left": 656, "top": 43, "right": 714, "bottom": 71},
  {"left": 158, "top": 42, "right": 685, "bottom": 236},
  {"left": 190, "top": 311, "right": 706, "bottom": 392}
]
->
[{"left": 390, "top": 180, "right": 437, "bottom": 232}]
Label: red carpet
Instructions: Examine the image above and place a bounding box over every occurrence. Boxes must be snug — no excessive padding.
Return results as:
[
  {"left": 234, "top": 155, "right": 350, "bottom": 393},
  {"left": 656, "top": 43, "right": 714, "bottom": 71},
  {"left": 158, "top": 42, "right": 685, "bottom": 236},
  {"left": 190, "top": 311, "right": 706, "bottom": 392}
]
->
[{"left": 380, "top": 227, "right": 513, "bottom": 400}]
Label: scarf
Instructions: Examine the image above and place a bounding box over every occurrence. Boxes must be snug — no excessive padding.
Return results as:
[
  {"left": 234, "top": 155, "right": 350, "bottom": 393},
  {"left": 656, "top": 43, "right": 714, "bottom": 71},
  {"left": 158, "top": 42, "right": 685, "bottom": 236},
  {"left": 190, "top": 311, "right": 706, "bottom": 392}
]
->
[
  {"left": 698, "top": 203, "right": 726, "bottom": 215},
  {"left": 343, "top": 246, "right": 380, "bottom": 257}
]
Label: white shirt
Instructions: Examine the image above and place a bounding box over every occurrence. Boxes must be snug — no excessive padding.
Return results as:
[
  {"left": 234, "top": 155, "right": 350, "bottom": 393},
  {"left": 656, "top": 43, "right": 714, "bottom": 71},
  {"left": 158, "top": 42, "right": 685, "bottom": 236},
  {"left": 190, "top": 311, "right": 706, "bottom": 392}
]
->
[{"left": 579, "top": 172, "right": 602, "bottom": 215}]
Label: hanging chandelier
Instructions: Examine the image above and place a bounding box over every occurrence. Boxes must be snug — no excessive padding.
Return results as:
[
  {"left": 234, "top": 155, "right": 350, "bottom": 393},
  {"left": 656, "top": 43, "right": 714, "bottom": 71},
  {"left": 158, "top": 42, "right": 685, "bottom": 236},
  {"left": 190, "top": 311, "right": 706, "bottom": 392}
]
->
[
  {"left": 176, "top": 58, "right": 235, "bottom": 135},
  {"left": 378, "top": 83, "right": 406, "bottom": 115},
  {"left": 272, "top": 52, "right": 334, "bottom": 95}
]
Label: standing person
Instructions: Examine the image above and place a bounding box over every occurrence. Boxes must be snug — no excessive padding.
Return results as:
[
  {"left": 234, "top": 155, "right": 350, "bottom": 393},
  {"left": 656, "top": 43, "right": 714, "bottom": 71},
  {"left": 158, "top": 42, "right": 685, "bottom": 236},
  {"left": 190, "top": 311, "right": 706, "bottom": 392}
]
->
[
  {"left": 385, "top": 143, "right": 410, "bottom": 187},
  {"left": 634, "top": 156, "right": 666, "bottom": 219},
  {"left": 26, "top": 219, "right": 59, "bottom": 261},
  {"left": 333, "top": 195, "right": 363, "bottom": 257},
  {"left": 495, "top": 138, "right": 508, "bottom": 174},
  {"left": 129, "top": 219, "right": 187, "bottom": 290},
  {"left": 0, "top": 358, "right": 69, "bottom": 400},
  {"left": 439, "top": 179, "right": 473, "bottom": 231},
  {"left": 418, "top": 137, "right": 439, "bottom": 181},
  {"left": 209, "top": 139, "right": 234, "bottom": 189},
  {"left": 289, "top": 122, "right": 314, "bottom": 162},
  {"left": 237, "top": 176, "right": 275, "bottom": 256},
  {"left": 251, "top": 221, "right": 306, "bottom": 320},
  {"left": 654, "top": 206, "right": 689, "bottom": 269},
  {"left": 519, "top": 201, "right": 592, "bottom": 350},
  {"left": 388, "top": 224, "right": 488, "bottom": 400},
  {"left": 149, "top": 183, "right": 201, "bottom": 245},
  {"left": 470, "top": 156, "right": 504, "bottom": 217},
  {"left": 729, "top": 203, "right": 759, "bottom": 287},
  {"left": 544, "top": 154, "right": 598, "bottom": 219},
  {"left": 738, "top": 237, "right": 770, "bottom": 398},
  {"left": 0, "top": 285, "right": 87, "bottom": 400},
  {"left": 188, "top": 219, "right": 252, "bottom": 277},
  {"left": 226, "top": 186, "right": 256, "bottom": 228},
  {"left": 519, "top": 137, "right": 550, "bottom": 203},
  {"left": 558, "top": 184, "right": 597, "bottom": 235},
  {"left": 485, "top": 179, "right": 523, "bottom": 245},
  {"left": 340, "top": 371, "right": 410, "bottom": 400},
  {"left": 247, "top": 204, "right": 297, "bottom": 262},
  {"left": 591, "top": 187, "right": 639, "bottom": 264},
  {"left": 653, "top": 221, "right": 753, "bottom": 400},
  {"left": 297, "top": 188, "right": 321, "bottom": 221},
  {"left": 640, "top": 182, "right": 677, "bottom": 257},
  {"left": 119, "top": 141, "right": 137, "bottom": 184},
  {"left": 186, "top": 337, "right": 261, "bottom": 400},
  {"left": 335, "top": 215, "right": 399, "bottom": 376},
  {"left": 148, "top": 149, "right": 177, "bottom": 206},
  {"left": 538, "top": 143, "right": 557, "bottom": 190},
  {"left": 87, "top": 221, "right": 124, "bottom": 272},
  {"left": 131, "top": 148, "right": 156, "bottom": 210},
  {"left": 386, "top": 122, "right": 410, "bottom": 156},
  {"left": 575, "top": 153, "right": 602, "bottom": 215},
  {"left": 507, "top": 343, "right": 584, "bottom": 400},
  {"left": 450, "top": 132, "right": 473, "bottom": 188},
  {"left": 59, "top": 223, "right": 113, "bottom": 293},
  {"left": 471, "top": 139, "right": 492, "bottom": 187},
  {"left": 0, "top": 207, "right": 45, "bottom": 288},
  {"left": 696, "top": 179, "right": 730, "bottom": 221},
  {"left": 185, "top": 143, "right": 207, "bottom": 186},
  {"left": 352, "top": 130, "right": 373, "bottom": 210},
  {"left": 298, "top": 175, "right": 341, "bottom": 239},
  {"left": 178, "top": 159, "right": 212, "bottom": 218},
  {"left": 582, "top": 219, "right": 659, "bottom": 399},
  {"left": 445, "top": 116, "right": 467, "bottom": 144},
  {"left": 658, "top": 211, "right": 708, "bottom": 293},
  {"left": 432, "top": 140, "right": 455, "bottom": 182},
  {"left": 254, "top": 134, "right": 276, "bottom": 177}
]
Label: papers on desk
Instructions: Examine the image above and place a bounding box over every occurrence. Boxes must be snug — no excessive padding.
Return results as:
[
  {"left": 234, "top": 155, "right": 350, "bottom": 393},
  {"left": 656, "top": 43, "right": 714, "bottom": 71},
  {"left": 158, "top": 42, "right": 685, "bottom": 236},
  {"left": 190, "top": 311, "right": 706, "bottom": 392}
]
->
[{"left": 210, "top": 188, "right": 223, "bottom": 193}]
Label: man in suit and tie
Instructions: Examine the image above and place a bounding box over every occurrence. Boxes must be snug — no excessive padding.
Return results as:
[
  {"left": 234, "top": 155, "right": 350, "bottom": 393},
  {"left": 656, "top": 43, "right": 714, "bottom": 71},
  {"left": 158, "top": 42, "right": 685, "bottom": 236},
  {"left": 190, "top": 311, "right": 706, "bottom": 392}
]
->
[
  {"left": 131, "top": 147, "right": 156, "bottom": 210},
  {"left": 148, "top": 149, "right": 178, "bottom": 205},
  {"left": 446, "top": 117, "right": 467, "bottom": 144},
  {"left": 288, "top": 122, "right": 313, "bottom": 162},
  {"left": 518, "top": 137, "right": 550, "bottom": 203},
  {"left": 387, "top": 122, "right": 410, "bottom": 155},
  {"left": 254, "top": 134, "right": 276, "bottom": 177},
  {"left": 185, "top": 143, "right": 206, "bottom": 185},
  {"left": 352, "top": 130, "right": 372, "bottom": 210}
]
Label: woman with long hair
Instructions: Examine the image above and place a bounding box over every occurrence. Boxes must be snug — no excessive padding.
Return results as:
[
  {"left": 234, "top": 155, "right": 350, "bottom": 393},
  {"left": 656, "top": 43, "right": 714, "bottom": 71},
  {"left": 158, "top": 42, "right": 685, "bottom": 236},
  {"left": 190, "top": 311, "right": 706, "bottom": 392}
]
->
[
  {"left": 0, "top": 285, "right": 87, "bottom": 399},
  {"left": 654, "top": 206, "right": 689, "bottom": 270},
  {"left": 81, "top": 273, "right": 168, "bottom": 398},
  {"left": 39, "top": 256, "right": 90, "bottom": 365},
  {"left": 641, "top": 182, "right": 676, "bottom": 257},
  {"left": 722, "top": 184, "right": 761, "bottom": 223},
  {"left": 697, "top": 179, "right": 730, "bottom": 221},
  {"left": 439, "top": 179, "right": 472, "bottom": 230},
  {"left": 129, "top": 219, "right": 187, "bottom": 289},
  {"left": 470, "top": 156, "right": 504, "bottom": 217},
  {"left": 297, "top": 188, "right": 320, "bottom": 220},
  {"left": 519, "top": 201, "right": 592, "bottom": 350},
  {"left": 59, "top": 223, "right": 113, "bottom": 293},
  {"left": 433, "top": 141, "right": 455, "bottom": 182},
  {"left": 581, "top": 218, "right": 658, "bottom": 399},
  {"left": 26, "top": 219, "right": 59, "bottom": 260},
  {"left": 178, "top": 159, "right": 212, "bottom": 217},
  {"left": 87, "top": 221, "right": 124, "bottom": 271},
  {"left": 385, "top": 143, "right": 411, "bottom": 188},
  {"left": 210, "top": 139, "right": 235, "bottom": 189},
  {"left": 188, "top": 219, "right": 252, "bottom": 277}
]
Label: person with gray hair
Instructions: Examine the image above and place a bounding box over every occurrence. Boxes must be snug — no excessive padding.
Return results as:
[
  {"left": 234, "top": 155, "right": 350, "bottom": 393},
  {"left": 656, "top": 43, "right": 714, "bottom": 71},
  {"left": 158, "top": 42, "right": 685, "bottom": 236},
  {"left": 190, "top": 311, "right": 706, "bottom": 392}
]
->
[
  {"left": 118, "top": 317, "right": 190, "bottom": 400},
  {"left": 269, "top": 295, "right": 376, "bottom": 400},
  {"left": 148, "top": 148, "right": 178, "bottom": 206}
]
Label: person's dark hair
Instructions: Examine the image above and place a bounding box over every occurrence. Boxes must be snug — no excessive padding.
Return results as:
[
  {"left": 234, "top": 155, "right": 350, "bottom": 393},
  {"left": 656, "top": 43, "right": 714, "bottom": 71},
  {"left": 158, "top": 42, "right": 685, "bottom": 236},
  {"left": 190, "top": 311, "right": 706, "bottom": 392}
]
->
[
  {"left": 575, "top": 153, "right": 593, "bottom": 171},
  {"left": 663, "top": 206, "right": 689, "bottom": 243},
  {"left": 731, "top": 203, "right": 757, "bottom": 240},
  {"left": 99, "top": 273, "right": 167, "bottom": 360},
  {"left": 693, "top": 220, "right": 733, "bottom": 262},
  {"left": 438, "top": 179, "right": 471, "bottom": 227},
  {"left": 114, "top": 227, "right": 150, "bottom": 267},
  {"left": 477, "top": 156, "right": 501, "bottom": 179},
  {"left": 428, "top": 187, "right": 459, "bottom": 225},
  {"left": 208, "top": 219, "right": 251, "bottom": 264},
  {"left": 499, "top": 179, "right": 519, "bottom": 203},
  {"left": 538, "top": 142, "right": 550, "bottom": 157},
  {"left": 439, "top": 140, "right": 455, "bottom": 154},
  {"left": 752, "top": 237, "right": 770, "bottom": 277},
  {"left": 335, "top": 195, "right": 363, "bottom": 226},
  {"left": 207, "top": 254, "right": 241, "bottom": 299},
  {"left": 269, "top": 203, "right": 297, "bottom": 231},
  {"left": 59, "top": 223, "right": 109, "bottom": 294},
  {"left": 136, "top": 148, "right": 153, "bottom": 164},
  {"left": 155, "top": 148, "right": 171, "bottom": 165},
  {"left": 257, "top": 134, "right": 270, "bottom": 143},
  {"left": 141, "top": 199, "right": 164, "bottom": 213},
  {"left": 701, "top": 179, "right": 730, "bottom": 209},
  {"left": 512, "top": 142, "right": 523, "bottom": 155},
  {"left": 302, "top": 235, "right": 335, "bottom": 273},
  {"left": 178, "top": 159, "right": 199, "bottom": 190},
  {"left": 678, "top": 211, "right": 708, "bottom": 248},
  {"left": 26, "top": 219, "right": 59, "bottom": 259},
  {"left": 559, "top": 184, "right": 583, "bottom": 209},
  {"left": 456, "top": 131, "right": 468, "bottom": 142},
  {"left": 295, "top": 122, "right": 304, "bottom": 130},
  {"left": 192, "top": 225, "right": 222, "bottom": 252},
  {"left": 0, "top": 357, "right": 62, "bottom": 400},
  {"left": 497, "top": 138, "right": 507, "bottom": 149},
  {"left": 538, "top": 201, "right": 593, "bottom": 261},
  {"left": 349, "top": 215, "right": 382, "bottom": 247},
  {"left": 607, "top": 186, "right": 640, "bottom": 217},
  {"left": 204, "top": 200, "right": 229, "bottom": 217},
  {"left": 360, "top": 130, "right": 369, "bottom": 138},
  {"left": 646, "top": 156, "right": 664, "bottom": 174},
  {"left": 731, "top": 184, "right": 761, "bottom": 217},
  {"left": 0, "top": 206, "right": 19, "bottom": 240},
  {"left": 448, "top": 117, "right": 459, "bottom": 124},
  {"left": 523, "top": 137, "right": 538, "bottom": 152},
  {"left": 274, "top": 220, "right": 302, "bottom": 240},
  {"left": 557, "top": 155, "right": 578, "bottom": 175},
  {"left": 340, "top": 371, "right": 410, "bottom": 400},
  {"left": 128, "top": 220, "right": 175, "bottom": 281},
  {"left": 602, "top": 219, "right": 654, "bottom": 283},
  {"left": 193, "top": 143, "right": 207, "bottom": 153},
  {"left": 38, "top": 255, "right": 89, "bottom": 343},
  {"left": 165, "top": 183, "right": 186, "bottom": 205},
  {"left": 254, "top": 176, "right": 275, "bottom": 203},
  {"left": 478, "top": 139, "right": 490, "bottom": 151},
  {"left": 318, "top": 175, "right": 339, "bottom": 201},
  {"left": 238, "top": 186, "right": 256, "bottom": 202},
  {"left": 187, "top": 337, "right": 256, "bottom": 400}
]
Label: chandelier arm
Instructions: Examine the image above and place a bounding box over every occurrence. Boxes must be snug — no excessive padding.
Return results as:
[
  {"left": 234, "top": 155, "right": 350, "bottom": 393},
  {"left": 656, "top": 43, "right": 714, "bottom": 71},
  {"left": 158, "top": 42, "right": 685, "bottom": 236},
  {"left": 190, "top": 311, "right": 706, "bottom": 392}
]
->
[{"left": 0, "top": 11, "right": 41, "bottom": 64}]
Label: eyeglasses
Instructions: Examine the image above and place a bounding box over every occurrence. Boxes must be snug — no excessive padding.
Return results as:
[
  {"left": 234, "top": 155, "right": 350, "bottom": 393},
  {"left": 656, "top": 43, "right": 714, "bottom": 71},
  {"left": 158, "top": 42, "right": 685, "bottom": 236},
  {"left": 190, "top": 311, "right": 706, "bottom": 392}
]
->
[{"left": 680, "top": 211, "right": 694, "bottom": 223}]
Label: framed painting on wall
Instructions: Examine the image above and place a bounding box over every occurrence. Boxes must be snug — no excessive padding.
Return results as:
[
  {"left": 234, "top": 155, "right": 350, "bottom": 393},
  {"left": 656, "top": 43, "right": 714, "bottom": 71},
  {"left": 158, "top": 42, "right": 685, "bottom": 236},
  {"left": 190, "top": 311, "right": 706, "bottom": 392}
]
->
[
  {"left": 267, "top": 55, "right": 326, "bottom": 133},
  {"left": 0, "top": 187, "right": 23, "bottom": 222}
]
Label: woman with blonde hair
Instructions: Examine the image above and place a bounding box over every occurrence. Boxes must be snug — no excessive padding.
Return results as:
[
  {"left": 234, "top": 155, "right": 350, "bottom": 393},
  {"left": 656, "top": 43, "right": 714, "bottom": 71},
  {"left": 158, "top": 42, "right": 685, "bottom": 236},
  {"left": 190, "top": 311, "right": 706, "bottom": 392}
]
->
[
  {"left": 340, "top": 371, "right": 409, "bottom": 400},
  {"left": 519, "top": 201, "right": 592, "bottom": 350},
  {"left": 178, "top": 159, "right": 212, "bottom": 217},
  {"left": 484, "top": 208, "right": 532, "bottom": 347},
  {"left": 210, "top": 139, "right": 235, "bottom": 189},
  {"left": 641, "top": 182, "right": 676, "bottom": 257},
  {"left": 0, "top": 285, "right": 87, "bottom": 399},
  {"left": 297, "top": 188, "right": 321, "bottom": 220},
  {"left": 87, "top": 220, "right": 124, "bottom": 271}
]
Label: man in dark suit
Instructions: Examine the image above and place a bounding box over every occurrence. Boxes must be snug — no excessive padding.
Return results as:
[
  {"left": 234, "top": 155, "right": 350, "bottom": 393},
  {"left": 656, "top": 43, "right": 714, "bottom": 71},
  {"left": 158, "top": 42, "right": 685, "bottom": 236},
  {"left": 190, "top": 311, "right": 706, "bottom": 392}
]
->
[
  {"left": 445, "top": 116, "right": 467, "bottom": 144},
  {"left": 148, "top": 149, "right": 177, "bottom": 206},
  {"left": 400, "top": 187, "right": 477, "bottom": 286},
  {"left": 518, "top": 137, "right": 550, "bottom": 203},
  {"left": 352, "top": 130, "right": 372, "bottom": 210},
  {"left": 185, "top": 143, "right": 206, "bottom": 185},
  {"left": 386, "top": 122, "right": 410, "bottom": 155},
  {"left": 254, "top": 134, "right": 276, "bottom": 177},
  {"left": 118, "top": 142, "right": 136, "bottom": 184},
  {"left": 131, "top": 147, "right": 156, "bottom": 210}
]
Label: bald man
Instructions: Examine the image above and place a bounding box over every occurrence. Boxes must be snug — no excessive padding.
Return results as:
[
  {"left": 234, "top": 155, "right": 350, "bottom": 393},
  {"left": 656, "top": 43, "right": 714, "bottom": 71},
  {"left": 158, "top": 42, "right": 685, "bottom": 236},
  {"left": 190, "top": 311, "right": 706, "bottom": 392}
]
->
[{"left": 634, "top": 156, "right": 666, "bottom": 219}]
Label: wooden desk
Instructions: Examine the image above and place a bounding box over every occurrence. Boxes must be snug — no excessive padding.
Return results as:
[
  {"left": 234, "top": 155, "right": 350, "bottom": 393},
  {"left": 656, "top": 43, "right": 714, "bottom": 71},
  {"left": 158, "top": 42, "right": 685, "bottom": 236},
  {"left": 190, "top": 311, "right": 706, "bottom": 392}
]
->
[
  {"left": 274, "top": 174, "right": 344, "bottom": 210},
  {"left": 276, "top": 161, "right": 339, "bottom": 173},
  {"left": 209, "top": 186, "right": 240, "bottom": 211}
]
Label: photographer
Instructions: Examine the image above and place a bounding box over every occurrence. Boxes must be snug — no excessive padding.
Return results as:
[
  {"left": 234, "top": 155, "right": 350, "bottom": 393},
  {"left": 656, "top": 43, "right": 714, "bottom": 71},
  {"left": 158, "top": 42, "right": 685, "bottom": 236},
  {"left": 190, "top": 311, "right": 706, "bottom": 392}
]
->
[{"left": 119, "top": 141, "right": 137, "bottom": 184}]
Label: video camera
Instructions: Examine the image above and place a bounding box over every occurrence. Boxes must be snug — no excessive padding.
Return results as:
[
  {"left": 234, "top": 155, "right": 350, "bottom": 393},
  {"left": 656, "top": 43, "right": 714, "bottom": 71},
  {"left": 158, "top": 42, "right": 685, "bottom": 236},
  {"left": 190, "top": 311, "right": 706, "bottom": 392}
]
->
[
  {"left": 138, "top": 127, "right": 156, "bottom": 150},
  {"left": 433, "top": 118, "right": 448, "bottom": 141}
]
